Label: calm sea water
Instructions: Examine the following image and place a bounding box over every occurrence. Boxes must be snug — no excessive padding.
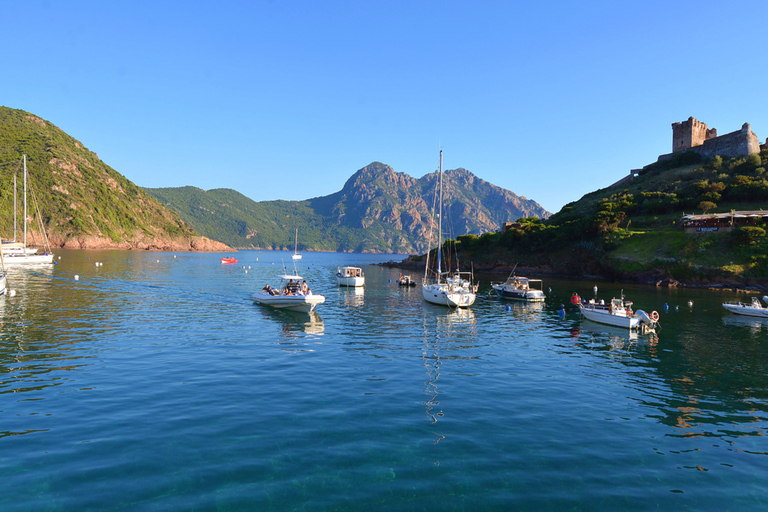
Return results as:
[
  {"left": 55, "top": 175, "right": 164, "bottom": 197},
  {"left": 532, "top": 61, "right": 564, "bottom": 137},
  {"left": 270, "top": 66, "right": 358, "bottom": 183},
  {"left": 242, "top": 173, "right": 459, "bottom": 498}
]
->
[{"left": 1, "top": 249, "right": 767, "bottom": 511}]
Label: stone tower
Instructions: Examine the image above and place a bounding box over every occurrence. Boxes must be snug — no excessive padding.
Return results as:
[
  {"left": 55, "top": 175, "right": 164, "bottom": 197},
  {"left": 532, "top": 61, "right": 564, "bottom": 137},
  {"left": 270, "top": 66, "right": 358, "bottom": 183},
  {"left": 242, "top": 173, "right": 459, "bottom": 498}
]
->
[{"left": 671, "top": 116, "right": 717, "bottom": 153}]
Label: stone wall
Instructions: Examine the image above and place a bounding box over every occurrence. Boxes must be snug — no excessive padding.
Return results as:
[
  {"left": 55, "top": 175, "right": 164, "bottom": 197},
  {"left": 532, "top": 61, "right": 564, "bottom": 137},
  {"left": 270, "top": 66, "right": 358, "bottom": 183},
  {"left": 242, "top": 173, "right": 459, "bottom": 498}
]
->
[
  {"left": 661, "top": 119, "right": 760, "bottom": 162},
  {"left": 672, "top": 116, "right": 717, "bottom": 153}
]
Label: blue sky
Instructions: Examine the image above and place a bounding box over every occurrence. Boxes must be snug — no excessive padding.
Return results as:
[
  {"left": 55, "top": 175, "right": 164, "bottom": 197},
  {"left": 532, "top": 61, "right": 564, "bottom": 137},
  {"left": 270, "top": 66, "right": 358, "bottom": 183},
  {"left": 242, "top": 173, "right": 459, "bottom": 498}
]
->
[{"left": 3, "top": 0, "right": 767, "bottom": 214}]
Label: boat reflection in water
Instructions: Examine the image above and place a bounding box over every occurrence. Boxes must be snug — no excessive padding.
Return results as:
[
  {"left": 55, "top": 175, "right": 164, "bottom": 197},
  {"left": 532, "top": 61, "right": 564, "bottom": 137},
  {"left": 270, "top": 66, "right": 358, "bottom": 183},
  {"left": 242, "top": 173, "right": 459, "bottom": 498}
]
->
[
  {"left": 722, "top": 313, "right": 768, "bottom": 334},
  {"left": 258, "top": 307, "right": 325, "bottom": 350},
  {"left": 340, "top": 286, "right": 364, "bottom": 308}
]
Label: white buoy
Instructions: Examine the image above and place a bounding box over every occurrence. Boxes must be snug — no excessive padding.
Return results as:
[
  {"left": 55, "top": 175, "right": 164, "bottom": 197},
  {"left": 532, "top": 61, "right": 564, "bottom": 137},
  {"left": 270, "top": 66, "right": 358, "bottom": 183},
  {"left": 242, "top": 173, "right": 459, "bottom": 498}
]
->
[
  {"left": 245, "top": 270, "right": 248, "bottom": 274},
  {"left": 688, "top": 300, "right": 693, "bottom": 307},
  {"left": 74, "top": 275, "right": 79, "bottom": 280},
  {"left": 9, "top": 290, "right": 16, "bottom": 297},
  {"left": 157, "top": 259, "right": 160, "bottom": 263},
  {"left": 174, "top": 255, "right": 177, "bottom": 258},
  {"left": 58, "top": 256, "right": 61, "bottom": 259},
  {"left": 95, "top": 262, "right": 99, "bottom": 267}
]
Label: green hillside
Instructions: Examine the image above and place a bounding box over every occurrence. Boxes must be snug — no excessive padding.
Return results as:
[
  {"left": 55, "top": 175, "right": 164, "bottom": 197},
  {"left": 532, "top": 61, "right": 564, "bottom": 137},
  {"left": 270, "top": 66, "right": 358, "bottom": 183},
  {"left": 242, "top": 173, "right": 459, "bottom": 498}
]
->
[
  {"left": 450, "top": 149, "right": 768, "bottom": 285},
  {"left": 0, "top": 106, "right": 202, "bottom": 249}
]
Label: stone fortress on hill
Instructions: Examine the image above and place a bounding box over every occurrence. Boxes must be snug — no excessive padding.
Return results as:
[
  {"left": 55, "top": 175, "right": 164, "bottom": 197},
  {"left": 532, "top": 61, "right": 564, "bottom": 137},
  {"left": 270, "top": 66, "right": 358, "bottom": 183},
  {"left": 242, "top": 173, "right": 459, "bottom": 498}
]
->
[
  {"left": 668, "top": 116, "right": 762, "bottom": 159},
  {"left": 613, "top": 117, "right": 768, "bottom": 187}
]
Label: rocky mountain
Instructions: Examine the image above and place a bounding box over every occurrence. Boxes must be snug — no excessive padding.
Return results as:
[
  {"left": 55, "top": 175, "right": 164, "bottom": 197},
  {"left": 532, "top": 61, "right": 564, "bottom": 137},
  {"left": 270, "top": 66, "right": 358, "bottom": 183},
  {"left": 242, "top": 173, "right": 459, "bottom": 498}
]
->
[
  {"left": 146, "top": 162, "right": 550, "bottom": 253},
  {"left": 0, "top": 106, "right": 229, "bottom": 251}
]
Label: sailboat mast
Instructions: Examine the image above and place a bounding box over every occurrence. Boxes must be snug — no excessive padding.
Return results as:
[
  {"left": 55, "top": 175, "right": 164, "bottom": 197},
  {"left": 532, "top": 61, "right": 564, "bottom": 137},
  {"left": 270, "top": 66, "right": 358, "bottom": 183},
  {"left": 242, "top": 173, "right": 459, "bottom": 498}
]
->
[
  {"left": 23, "top": 155, "right": 27, "bottom": 248},
  {"left": 437, "top": 150, "right": 443, "bottom": 277},
  {"left": 13, "top": 174, "right": 17, "bottom": 242}
]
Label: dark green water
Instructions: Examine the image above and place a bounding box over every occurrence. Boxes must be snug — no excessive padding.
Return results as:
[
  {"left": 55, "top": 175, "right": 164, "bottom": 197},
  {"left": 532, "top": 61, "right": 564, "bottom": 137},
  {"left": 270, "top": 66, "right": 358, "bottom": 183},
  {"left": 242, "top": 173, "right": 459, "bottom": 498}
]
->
[{"left": 0, "top": 249, "right": 766, "bottom": 511}]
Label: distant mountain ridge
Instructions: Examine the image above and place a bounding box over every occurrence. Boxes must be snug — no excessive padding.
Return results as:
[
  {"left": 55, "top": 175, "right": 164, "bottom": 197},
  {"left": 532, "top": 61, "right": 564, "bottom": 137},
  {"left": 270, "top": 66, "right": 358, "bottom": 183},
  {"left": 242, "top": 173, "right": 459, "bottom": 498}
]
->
[{"left": 145, "top": 162, "right": 550, "bottom": 253}]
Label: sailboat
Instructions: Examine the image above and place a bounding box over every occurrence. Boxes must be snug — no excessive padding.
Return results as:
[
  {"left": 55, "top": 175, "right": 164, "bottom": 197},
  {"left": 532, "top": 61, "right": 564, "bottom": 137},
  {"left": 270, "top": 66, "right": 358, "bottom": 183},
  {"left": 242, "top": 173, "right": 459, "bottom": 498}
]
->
[
  {"left": 292, "top": 228, "right": 302, "bottom": 260},
  {"left": 0, "top": 245, "right": 7, "bottom": 296},
  {"left": 422, "top": 150, "right": 477, "bottom": 308},
  {"left": 2, "top": 155, "right": 54, "bottom": 265}
]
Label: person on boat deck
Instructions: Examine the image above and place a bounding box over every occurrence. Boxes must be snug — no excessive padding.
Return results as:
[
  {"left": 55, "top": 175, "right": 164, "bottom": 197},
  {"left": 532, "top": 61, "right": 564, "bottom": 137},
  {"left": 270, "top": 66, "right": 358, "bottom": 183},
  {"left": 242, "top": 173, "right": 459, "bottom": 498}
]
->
[
  {"left": 262, "top": 284, "right": 271, "bottom": 294},
  {"left": 302, "top": 281, "right": 310, "bottom": 295}
]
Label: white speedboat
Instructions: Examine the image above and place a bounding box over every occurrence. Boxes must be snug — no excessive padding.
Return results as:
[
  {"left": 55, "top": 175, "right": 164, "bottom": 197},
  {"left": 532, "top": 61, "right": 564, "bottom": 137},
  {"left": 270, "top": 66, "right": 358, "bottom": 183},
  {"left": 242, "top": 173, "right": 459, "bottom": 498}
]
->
[
  {"left": 491, "top": 275, "right": 546, "bottom": 301},
  {"left": 422, "top": 150, "right": 476, "bottom": 308},
  {"left": 573, "top": 293, "right": 658, "bottom": 332},
  {"left": 252, "top": 273, "right": 324, "bottom": 313},
  {"left": 722, "top": 296, "right": 768, "bottom": 318},
  {"left": 336, "top": 266, "right": 364, "bottom": 287},
  {"left": 397, "top": 274, "right": 417, "bottom": 287}
]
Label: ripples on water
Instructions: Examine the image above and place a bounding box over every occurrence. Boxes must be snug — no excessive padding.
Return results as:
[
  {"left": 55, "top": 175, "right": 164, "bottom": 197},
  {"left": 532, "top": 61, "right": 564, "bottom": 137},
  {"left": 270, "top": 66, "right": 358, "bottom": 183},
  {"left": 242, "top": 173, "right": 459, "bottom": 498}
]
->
[{"left": 0, "top": 250, "right": 767, "bottom": 511}]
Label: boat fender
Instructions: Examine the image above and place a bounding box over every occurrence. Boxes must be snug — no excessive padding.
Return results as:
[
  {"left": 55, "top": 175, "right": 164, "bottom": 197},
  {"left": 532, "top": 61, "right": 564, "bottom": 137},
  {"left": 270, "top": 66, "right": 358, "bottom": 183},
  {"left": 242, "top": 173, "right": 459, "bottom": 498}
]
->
[
  {"left": 571, "top": 293, "right": 581, "bottom": 305},
  {"left": 650, "top": 310, "right": 659, "bottom": 322}
]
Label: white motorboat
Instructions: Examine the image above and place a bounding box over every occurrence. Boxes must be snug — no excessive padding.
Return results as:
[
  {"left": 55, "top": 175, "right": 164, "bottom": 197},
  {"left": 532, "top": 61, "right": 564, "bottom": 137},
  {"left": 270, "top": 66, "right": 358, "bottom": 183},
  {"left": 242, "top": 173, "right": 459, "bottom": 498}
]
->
[
  {"left": 397, "top": 274, "right": 417, "bottom": 287},
  {"left": 572, "top": 293, "right": 658, "bottom": 333},
  {"left": 291, "top": 228, "right": 302, "bottom": 260},
  {"left": 722, "top": 296, "right": 768, "bottom": 318},
  {"left": 2, "top": 155, "right": 54, "bottom": 265},
  {"left": 336, "top": 266, "right": 364, "bottom": 287},
  {"left": 491, "top": 275, "right": 546, "bottom": 301},
  {"left": 422, "top": 150, "right": 476, "bottom": 308},
  {"left": 252, "top": 272, "right": 324, "bottom": 313}
]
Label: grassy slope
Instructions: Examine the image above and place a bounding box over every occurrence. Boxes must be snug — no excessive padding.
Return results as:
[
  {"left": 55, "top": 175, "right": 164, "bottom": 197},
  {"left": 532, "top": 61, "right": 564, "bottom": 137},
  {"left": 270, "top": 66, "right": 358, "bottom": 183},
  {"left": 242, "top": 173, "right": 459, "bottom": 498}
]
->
[{"left": 453, "top": 150, "right": 768, "bottom": 286}]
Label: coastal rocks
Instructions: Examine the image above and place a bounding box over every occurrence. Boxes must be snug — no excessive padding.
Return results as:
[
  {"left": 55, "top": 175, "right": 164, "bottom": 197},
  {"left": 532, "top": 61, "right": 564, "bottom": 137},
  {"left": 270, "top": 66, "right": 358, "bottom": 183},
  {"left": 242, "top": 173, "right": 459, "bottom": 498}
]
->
[{"left": 52, "top": 234, "right": 232, "bottom": 252}]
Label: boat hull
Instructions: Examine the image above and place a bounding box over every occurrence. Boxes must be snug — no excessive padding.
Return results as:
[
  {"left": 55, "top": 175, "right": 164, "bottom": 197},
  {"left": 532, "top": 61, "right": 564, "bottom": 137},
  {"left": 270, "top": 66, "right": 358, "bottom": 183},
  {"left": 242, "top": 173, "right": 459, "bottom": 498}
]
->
[
  {"left": 723, "top": 302, "right": 768, "bottom": 318},
  {"left": 252, "top": 292, "right": 326, "bottom": 313},
  {"left": 337, "top": 276, "right": 365, "bottom": 287},
  {"left": 3, "top": 253, "right": 54, "bottom": 265},
  {"left": 422, "top": 283, "right": 476, "bottom": 308},
  {"left": 580, "top": 306, "right": 640, "bottom": 329},
  {"left": 492, "top": 285, "right": 546, "bottom": 302}
]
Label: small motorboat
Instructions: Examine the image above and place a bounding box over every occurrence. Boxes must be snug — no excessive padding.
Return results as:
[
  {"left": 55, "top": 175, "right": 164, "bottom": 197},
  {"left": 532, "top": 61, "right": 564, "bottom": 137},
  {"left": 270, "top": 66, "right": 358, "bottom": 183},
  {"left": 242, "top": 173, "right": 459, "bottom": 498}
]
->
[
  {"left": 572, "top": 293, "right": 658, "bottom": 333},
  {"left": 491, "top": 274, "right": 546, "bottom": 302},
  {"left": 336, "top": 266, "right": 365, "bottom": 287},
  {"left": 252, "top": 273, "right": 325, "bottom": 313},
  {"left": 221, "top": 257, "right": 238, "bottom": 264},
  {"left": 397, "top": 274, "right": 417, "bottom": 287},
  {"left": 722, "top": 296, "right": 768, "bottom": 318}
]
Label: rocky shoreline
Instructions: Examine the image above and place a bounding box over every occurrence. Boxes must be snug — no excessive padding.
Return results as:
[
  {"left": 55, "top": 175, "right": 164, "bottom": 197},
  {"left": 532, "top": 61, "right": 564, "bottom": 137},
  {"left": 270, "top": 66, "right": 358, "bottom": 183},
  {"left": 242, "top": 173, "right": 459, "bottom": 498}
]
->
[
  {"left": 48, "top": 235, "right": 233, "bottom": 252},
  {"left": 378, "top": 256, "right": 768, "bottom": 293}
]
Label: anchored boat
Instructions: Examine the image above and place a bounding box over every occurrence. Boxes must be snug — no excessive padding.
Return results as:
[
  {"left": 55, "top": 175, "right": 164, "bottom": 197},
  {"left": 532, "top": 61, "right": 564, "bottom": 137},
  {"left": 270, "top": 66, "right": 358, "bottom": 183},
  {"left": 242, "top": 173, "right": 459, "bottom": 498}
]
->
[
  {"left": 336, "top": 266, "right": 365, "bottom": 287},
  {"left": 722, "top": 296, "right": 768, "bottom": 318},
  {"left": 491, "top": 275, "right": 546, "bottom": 302},
  {"left": 253, "top": 271, "right": 324, "bottom": 313},
  {"left": 572, "top": 293, "right": 658, "bottom": 333}
]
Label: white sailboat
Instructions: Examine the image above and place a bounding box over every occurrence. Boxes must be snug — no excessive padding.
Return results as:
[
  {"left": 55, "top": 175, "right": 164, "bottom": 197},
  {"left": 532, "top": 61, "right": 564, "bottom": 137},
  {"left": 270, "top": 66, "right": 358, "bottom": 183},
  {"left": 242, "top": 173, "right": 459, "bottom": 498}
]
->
[
  {"left": 292, "top": 228, "right": 302, "bottom": 260},
  {"left": 2, "top": 155, "right": 54, "bottom": 265},
  {"left": 422, "top": 150, "right": 477, "bottom": 308}
]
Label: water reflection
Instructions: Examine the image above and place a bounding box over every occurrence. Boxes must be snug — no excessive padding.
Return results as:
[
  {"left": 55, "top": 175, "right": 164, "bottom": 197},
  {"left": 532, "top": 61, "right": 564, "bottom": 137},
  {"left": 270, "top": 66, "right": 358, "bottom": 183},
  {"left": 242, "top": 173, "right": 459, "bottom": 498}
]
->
[
  {"left": 722, "top": 313, "right": 768, "bottom": 334},
  {"left": 258, "top": 307, "right": 325, "bottom": 344},
  {"left": 340, "top": 287, "right": 364, "bottom": 308}
]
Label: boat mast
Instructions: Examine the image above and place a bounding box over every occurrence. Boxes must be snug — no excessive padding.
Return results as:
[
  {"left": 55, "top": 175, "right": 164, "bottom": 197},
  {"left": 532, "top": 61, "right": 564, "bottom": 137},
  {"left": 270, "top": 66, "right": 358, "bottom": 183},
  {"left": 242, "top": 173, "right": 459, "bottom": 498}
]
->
[
  {"left": 23, "top": 155, "right": 27, "bottom": 248},
  {"left": 13, "top": 173, "right": 16, "bottom": 242},
  {"left": 436, "top": 149, "right": 443, "bottom": 279}
]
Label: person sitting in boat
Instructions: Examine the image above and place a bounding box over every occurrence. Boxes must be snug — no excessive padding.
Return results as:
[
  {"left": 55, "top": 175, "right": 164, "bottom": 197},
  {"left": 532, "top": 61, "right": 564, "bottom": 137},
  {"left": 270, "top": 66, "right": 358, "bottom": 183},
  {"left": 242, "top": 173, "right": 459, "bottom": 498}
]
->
[
  {"left": 302, "top": 281, "right": 310, "bottom": 295},
  {"left": 262, "top": 284, "right": 272, "bottom": 294}
]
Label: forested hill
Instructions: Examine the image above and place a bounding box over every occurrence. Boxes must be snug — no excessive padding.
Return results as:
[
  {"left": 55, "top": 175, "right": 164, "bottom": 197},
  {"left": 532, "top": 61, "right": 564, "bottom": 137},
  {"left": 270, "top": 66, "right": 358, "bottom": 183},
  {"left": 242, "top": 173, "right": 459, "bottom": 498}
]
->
[
  {"left": 145, "top": 162, "right": 550, "bottom": 253},
  {"left": 0, "top": 106, "right": 228, "bottom": 251}
]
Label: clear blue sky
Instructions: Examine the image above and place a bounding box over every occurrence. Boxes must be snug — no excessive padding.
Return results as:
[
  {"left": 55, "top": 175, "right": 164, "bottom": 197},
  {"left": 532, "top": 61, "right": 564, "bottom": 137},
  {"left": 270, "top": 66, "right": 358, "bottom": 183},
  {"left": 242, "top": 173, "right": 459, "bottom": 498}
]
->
[{"left": 3, "top": 0, "right": 767, "bottom": 214}]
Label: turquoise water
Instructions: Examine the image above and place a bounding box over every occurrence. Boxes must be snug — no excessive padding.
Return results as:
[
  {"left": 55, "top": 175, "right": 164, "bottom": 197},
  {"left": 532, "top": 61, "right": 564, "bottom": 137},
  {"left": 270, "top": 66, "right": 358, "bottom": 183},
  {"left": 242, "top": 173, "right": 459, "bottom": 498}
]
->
[{"left": 1, "top": 249, "right": 767, "bottom": 511}]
